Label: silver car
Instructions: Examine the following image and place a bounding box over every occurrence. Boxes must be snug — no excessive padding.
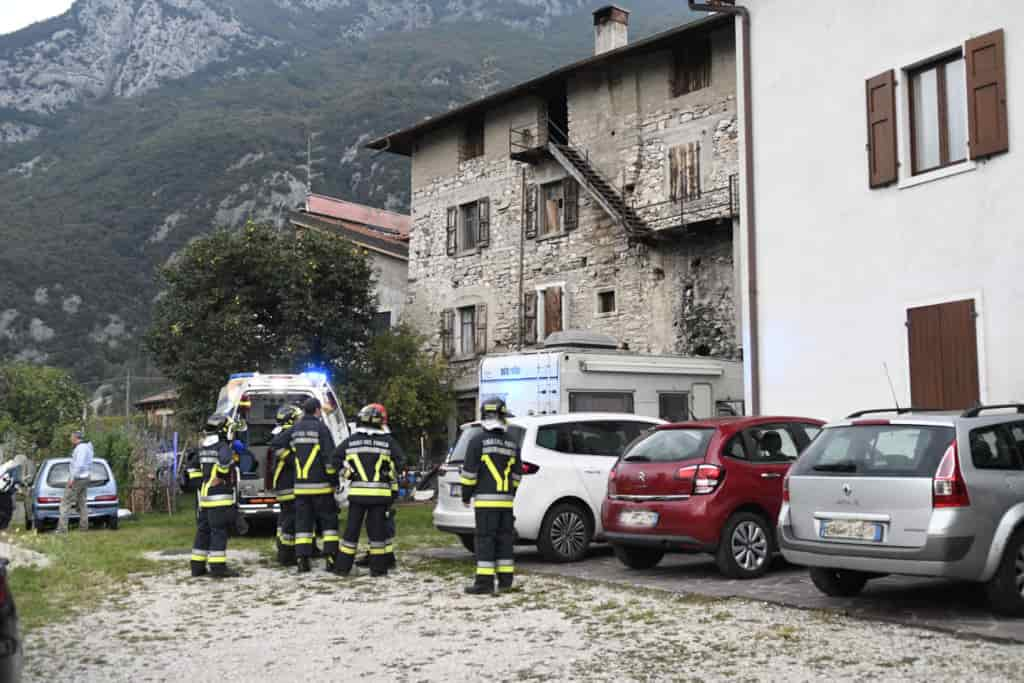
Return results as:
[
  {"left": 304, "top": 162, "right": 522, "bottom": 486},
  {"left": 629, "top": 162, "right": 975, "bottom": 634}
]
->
[{"left": 779, "top": 405, "right": 1024, "bottom": 615}]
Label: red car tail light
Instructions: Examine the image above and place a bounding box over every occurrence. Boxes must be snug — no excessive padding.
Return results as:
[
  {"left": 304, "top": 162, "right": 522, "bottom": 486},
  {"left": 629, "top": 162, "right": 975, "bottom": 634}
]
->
[
  {"left": 674, "top": 464, "right": 723, "bottom": 495},
  {"left": 607, "top": 465, "right": 618, "bottom": 495},
  {"left": 521, "top": 461, "right": 541, "bottom": 475},
  {"left": 933, "top": 440, "right": 970, "bottom": 508},
  {"left": 95, "top": 495, "right": 118, "bottom": 502},
  {"left": 38, "top": 496, "right": 61, "bottom": 504}
]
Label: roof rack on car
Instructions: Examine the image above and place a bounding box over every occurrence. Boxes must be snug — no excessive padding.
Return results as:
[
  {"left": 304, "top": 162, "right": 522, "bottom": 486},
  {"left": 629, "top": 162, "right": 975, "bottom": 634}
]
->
[
  {"left": 961, "top": 404, "right": 1024, "bottom": 418},
  {"left": 845, "top": 407, "right": 946, "bottom": 419}
]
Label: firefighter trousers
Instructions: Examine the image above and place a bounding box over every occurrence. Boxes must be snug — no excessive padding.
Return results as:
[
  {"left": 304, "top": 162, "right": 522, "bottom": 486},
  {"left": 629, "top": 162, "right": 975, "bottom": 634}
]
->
[
  {"left": 474, "top": 508, "right": 515, "bottom": 588},
  {"left": 295, "top": 494, "right": 339, "bottom": 568},
  {"left": 276, "top": 499, "right": 296, "bottom": 565},
  {"left": 337, "top": 501, "right": 388, "bottom": 576},
  {"left": 192, "top": 506, "right": 232, "bottom": 575}
]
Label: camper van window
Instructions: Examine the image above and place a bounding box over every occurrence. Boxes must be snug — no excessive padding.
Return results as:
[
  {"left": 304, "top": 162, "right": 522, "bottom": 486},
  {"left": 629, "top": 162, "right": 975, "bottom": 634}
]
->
[
  {"left": 659, "top": 393, "right": 689, "bottom": 423},
  {"left": 568, "top": 392, "right": 634, "bottom": 414}
]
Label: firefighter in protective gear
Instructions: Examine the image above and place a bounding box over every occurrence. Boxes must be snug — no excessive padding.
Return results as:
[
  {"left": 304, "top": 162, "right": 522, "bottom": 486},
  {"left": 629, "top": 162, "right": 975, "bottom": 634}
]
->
[
  {"left": 191, "top": 414, "right": 240, "bottom": 579},
  {"left": 270, "top": 403, "right": 303, "bottom": 566},
  {"left": 461, "top": 398, "right": 521, "bottom": 594},
  {"left": 290, "top": 397, "right": 339, "bottom": 573},
  {"left": 333, "top": 403, "right": 405, "bottom": 577}
]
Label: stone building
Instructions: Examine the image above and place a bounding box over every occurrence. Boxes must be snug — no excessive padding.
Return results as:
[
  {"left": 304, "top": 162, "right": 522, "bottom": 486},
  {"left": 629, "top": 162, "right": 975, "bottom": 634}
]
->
[
  {"left": 368, "top": 7, "right": 741, "bottom": 418},
  {"left": 290, "top": 193, "right": 410, "bottom": 330}
]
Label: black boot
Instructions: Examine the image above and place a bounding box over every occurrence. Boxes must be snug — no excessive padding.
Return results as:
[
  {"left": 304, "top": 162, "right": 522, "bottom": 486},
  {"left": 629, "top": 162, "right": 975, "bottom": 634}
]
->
[
  {"left": 278, "top": 547, "right": 297, "bottom": 567},
  {"left": 209, "top": 564, "right": 239, "bottom": 579},
  {"left": 297, "top": 556, "right": 311, "bottom": 574},
  {"left": 190, "top": 561, "right": 207, "bottom": 578},
  {"left": 464, "top": 577, "right": 495, "bottom": 595},
  {"left": 498, "top": 577, "right": 515, "bottom": 592},
  {"left": 386, "top": 553, "right": 397, "bottom": 570}
]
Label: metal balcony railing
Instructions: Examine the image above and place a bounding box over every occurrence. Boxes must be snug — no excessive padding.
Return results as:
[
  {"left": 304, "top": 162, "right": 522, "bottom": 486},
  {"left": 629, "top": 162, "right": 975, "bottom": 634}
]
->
[{"left": 632, "top": 174, "right": 739, "bottom": 232}]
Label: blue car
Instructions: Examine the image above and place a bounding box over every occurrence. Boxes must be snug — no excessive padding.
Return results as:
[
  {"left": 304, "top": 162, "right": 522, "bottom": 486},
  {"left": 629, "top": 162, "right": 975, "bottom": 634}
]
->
[{"left": 25, "top": 458, "right": 120, "bottom": 532}]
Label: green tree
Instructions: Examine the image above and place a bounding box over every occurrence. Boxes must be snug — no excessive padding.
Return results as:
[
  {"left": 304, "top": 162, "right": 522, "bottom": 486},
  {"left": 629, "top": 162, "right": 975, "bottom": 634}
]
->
[
  {"left": 145, "top": 222, "right": 377, "bottom": 423},
  {"left": 0, "top": 362, "right": 86, "bottom": 454},
  {"left": 344, "top": 324, "right": 454, "bottom": 461}
]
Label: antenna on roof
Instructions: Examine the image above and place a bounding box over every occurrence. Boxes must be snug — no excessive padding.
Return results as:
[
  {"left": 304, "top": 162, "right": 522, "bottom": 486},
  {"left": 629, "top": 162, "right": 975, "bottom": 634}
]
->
[{"left": 883, "top": 362, "right": 901, "bottom": 411}]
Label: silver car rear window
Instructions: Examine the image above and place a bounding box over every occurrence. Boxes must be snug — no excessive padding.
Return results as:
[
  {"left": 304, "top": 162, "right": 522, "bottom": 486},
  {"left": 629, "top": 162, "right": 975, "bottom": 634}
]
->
[
  {"left": 46, "top": 462, "right": 110, "bottom": 487},
  {"left": 791, "top": 424, "right": 954, "bottom": 478}
]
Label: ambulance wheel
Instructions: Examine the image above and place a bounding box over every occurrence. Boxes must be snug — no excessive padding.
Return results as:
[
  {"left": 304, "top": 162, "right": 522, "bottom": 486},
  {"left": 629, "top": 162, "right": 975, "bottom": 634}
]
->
[{"left": 458, "top": 534, "right": 475, "bottom": 553}]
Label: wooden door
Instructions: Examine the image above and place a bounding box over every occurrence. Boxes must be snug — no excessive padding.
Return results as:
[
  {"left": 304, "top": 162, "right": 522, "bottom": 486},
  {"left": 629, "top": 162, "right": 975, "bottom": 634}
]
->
[
  {"left": 907, "top": 299, "right": 980, "bottom": 410},
  {"left": 544, "top": 287, "right": 563, "bottom": 338}
]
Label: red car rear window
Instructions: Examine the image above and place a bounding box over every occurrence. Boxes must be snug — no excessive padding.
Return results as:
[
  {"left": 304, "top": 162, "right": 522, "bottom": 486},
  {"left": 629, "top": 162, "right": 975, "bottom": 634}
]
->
[{"left": 621, "top": 428, "right": 713, "bottom": 463}]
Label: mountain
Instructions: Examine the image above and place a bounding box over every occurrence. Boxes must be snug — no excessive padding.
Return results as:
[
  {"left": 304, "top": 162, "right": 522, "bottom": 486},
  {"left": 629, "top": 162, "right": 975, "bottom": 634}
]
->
[{"left": 0, "top": 0, "right": 695, "bottom": 382}]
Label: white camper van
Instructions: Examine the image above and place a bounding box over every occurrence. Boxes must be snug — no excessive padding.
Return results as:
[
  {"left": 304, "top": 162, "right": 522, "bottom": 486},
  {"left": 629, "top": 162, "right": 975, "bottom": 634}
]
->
[{"left": 478, "top": 332, "right": 744, "bottom": 421}]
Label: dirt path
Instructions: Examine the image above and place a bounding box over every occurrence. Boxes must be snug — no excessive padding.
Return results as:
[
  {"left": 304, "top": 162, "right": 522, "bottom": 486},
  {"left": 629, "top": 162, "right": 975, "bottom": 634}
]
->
[{"left": 24, "top": 552, "right": 1024, "bottom": 682}]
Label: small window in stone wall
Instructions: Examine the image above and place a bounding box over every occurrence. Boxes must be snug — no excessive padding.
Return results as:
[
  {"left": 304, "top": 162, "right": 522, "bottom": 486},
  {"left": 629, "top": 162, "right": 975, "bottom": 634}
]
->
[
  {"left": 460, "top": 115, "right": 485, "bottom": 162},
  {"left": 672, "top": 37, "right": 711, "bottom": 97},
  {"left": 597, "top": 290, "right": 616, "bottom": 315}
]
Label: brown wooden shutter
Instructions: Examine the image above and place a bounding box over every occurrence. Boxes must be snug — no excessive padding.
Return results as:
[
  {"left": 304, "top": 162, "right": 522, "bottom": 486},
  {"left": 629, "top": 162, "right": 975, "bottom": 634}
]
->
[
  {"left": 524, "top": 184, "right": 537, "bottom": 239},
  {"left": 543, "top": 287, "right": 563, "bottom": 338},
  {"left": 474, "top": 303, "right": 488, "bottom": 355},
  {"left": 446, "top": 207, "right": 458, "bottom": 255},
  {"left": 441, "top": 309, "right": 455, "bottom": 358},
  {"left": 866, "top": 70, "right": 898, "bottom": 188},
  {"left": 966, "top": 29, "right": 1009, "bottom": 159},
  {"left": 907, "top": 300, "right": 980, "bottom": 410},
  {"left": 563, "top": 179, "right": 578, "bottom": 231},
  {"left": 477, "top": 198, "right": 490, "bottom": 247},
  {"left": 523, "top": 291, "right": 538, "bottom": 345}
]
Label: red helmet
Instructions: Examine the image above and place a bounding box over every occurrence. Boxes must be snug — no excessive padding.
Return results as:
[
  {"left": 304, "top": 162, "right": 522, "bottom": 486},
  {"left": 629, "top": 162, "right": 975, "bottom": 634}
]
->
[{"left": 356, "top": 403, "right": 388, "bottom": 428}]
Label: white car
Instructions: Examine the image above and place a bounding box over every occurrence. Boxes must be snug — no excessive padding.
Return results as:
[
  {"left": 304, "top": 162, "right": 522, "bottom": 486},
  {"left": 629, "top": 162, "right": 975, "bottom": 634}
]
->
[{"left": 434, "top": 413, "right": 664, "bottom": 562}]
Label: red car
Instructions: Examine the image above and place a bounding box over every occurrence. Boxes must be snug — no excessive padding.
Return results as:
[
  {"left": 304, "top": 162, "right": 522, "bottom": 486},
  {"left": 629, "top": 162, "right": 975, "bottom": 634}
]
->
[{"left": 602, "top": 416, "right": 824, "bottom": 579}]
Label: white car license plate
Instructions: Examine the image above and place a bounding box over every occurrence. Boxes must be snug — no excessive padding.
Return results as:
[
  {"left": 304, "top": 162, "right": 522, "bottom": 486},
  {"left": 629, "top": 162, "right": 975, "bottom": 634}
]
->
[
  {"left": 819, "top": 519, "right": 883, "bottom": 542},
  {"left": 619, "top": 510, "right": 659, "bottom": 528},
  {"left": 449, "top": 483, "right": 462, "bottom": 497}
]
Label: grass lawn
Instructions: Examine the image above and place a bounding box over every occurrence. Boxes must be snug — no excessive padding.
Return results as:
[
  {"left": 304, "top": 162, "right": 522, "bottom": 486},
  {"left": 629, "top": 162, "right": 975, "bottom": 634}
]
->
[{"left": 8, "top": 499, "right": 454, "bottom": 633}]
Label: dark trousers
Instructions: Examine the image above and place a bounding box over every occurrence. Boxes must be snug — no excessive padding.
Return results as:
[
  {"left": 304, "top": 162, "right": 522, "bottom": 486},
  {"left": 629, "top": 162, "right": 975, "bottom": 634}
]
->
[
  {"left": 384, "top": 505, "right": 396, "bottom": 563},
  {"left": 192, "top": 506, "right": 232, "bottom": 574},
  {"left": 474, "top": 508, "right": 515, "bottom": 587},
  {"left": 337, "top": 500, "right": 388, "bottom": 575},
  {"left": 276, "top": 499, "right": 296, "bottom": 565},
  {"left": 295, "top": 494, "right": 339, "bottom": 568}
]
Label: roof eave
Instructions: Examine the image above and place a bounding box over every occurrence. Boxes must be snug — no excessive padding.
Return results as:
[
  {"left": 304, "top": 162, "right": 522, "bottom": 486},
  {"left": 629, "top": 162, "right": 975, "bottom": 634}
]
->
[{"left": 365, "top": 13, "right": 730, "bottom": 156}]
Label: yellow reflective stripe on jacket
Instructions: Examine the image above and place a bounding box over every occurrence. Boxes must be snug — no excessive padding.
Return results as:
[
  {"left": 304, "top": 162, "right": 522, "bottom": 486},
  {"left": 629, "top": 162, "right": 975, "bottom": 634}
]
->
[
  {"left": 473, "top": 499, "right": 514, "bottom": 509},
  {"left": 373, "top": 454, "right": 392, "bottom": 482},
  {"left": 348, "top": 487, "right": 393, "bottom": 497},
  {"left": 188, "top": 470, "right": 203, "bottom": 479},
  {"left": 346, "top": 453, "right": 370, "bottom": 482},
  {"left": 294, "top": 486, "right": 333, "bottom": 496},
  {"left": 481, "top": 454, "right": 515, "bottom": 493},
  {"left": 298, "top": 445, "right": 320, "bottom": 480}
]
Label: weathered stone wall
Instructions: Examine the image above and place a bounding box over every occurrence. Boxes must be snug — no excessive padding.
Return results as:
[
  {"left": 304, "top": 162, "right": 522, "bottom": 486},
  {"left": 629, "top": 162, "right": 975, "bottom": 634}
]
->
[{"left": 404, "top": 24, "right": 740, "bottom": 392}]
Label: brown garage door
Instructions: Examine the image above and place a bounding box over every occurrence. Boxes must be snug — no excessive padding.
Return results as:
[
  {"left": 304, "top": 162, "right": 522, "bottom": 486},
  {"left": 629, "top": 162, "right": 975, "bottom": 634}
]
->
[{"left": 907, "top": 299, "right": 980, "bottom": 410}]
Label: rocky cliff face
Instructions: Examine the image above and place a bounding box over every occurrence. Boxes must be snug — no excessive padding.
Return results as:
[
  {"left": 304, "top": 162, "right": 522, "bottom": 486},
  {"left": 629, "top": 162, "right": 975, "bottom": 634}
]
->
[{"left": 0, "top": 0, "right": 588, "bottom": 137}]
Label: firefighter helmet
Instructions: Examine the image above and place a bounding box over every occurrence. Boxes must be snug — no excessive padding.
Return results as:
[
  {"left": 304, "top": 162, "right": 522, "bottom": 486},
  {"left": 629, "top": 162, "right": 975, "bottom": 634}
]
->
[
  {"left": 204, "top": 413, "right": 230, "bottom": 435},
  {"left": 480, "top": 397, "right": 511, "bottom": 423},
  {"left": 356, "top": 403, "right": 389, "bottom": 429},
  {"left": 275, "top": 404, "right": 302, "bottom": 426}
]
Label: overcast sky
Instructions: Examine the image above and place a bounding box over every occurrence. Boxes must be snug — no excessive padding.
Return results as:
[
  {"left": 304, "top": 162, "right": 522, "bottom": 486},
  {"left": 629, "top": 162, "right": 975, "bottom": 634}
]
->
[{"left": 0, "top": 0, "right": 76, "bottom": 36}]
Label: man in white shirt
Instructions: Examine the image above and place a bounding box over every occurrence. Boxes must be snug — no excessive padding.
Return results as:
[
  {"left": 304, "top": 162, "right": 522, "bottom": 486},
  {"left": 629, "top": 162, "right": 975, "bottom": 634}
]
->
[{"left": 57, "top": 431, "right": 94, "bottom": 533}]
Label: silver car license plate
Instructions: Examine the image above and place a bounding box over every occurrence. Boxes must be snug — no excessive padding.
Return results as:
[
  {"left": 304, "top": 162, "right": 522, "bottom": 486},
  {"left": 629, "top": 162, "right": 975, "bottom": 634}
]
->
[
  {"left": 819, "top": 519, "right": 883, "bottom": 542},
  {"left": 619, "top": 510, "right": 659, "bottom": 528},
  {"left": 449, "top": 483, "right": 462, "bottom": 497}
]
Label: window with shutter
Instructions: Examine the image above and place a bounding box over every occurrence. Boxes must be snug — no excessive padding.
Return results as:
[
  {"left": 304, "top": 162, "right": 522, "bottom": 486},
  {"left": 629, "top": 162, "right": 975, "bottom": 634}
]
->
[
  {"left": 523, "top": 291, "right": 538, "bottom": 345},
  {"left": 865, "top": 70, "right": 898, "bottom": 188},
  {"left": 669, "top": 143, "right": 701, "bottom": 201},
  {"left": 475, "top": 303, "right": 488, "bottom": 354},
  {"left": 446, "top": 207, "right": 458, "bottom": 256},
  {"left": 478, "top": 198, "right": 491, "bottom": 247},
  {"left": 563, "top": 179, "right": 579, "bottom": 231},
  {"left": 543, "top": 287, "right": 563, "bottom": 338},
  {"left": 441, "top": 309, "right": 455, "bottom": 357},
  {"left": 909, "top": 54, "right": 968, "bottom": 175},
  {"left": 524, "top": 184, "right": 538, "bottom": 239},
  {"left": 966, "top": 29, "right": 1009, "bottom": 159},
  {"left": 671, "top": 37, "right": 711, "bottom": 98}
]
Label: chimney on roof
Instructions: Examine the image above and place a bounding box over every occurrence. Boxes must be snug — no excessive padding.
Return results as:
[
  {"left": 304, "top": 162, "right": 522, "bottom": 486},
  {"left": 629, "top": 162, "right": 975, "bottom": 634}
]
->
[{"left": 593, "top": 5, "right": 630, "bottom": 55}]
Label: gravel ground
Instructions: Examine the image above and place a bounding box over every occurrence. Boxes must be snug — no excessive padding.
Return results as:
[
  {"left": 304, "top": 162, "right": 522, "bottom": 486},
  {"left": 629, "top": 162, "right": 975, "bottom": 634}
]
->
[
  {"left": 24, "top": 552, "right": 1024, "bottom": 682},
  {"left": 0, "top": 537, "right": 51, "bottom": 569}
]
